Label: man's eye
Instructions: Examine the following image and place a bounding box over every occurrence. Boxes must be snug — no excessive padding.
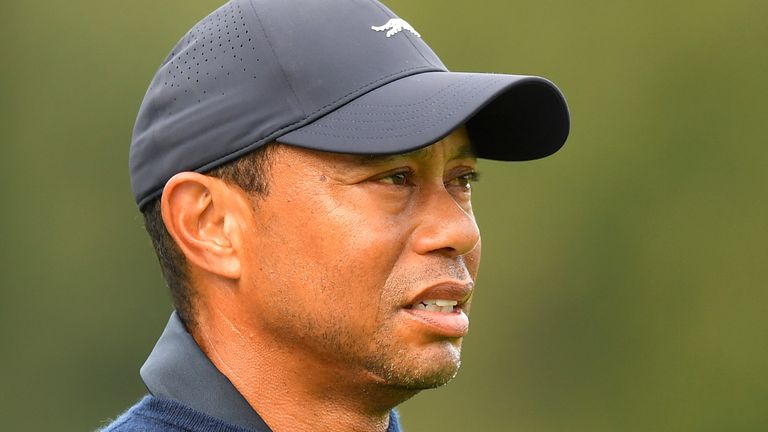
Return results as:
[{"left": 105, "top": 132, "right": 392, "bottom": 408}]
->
[
  {"left": 447, "top": 171, "right": 479, "bottom": 189},
  {"left": 378, "top": 172, "right": 411, "bottom": 186}
]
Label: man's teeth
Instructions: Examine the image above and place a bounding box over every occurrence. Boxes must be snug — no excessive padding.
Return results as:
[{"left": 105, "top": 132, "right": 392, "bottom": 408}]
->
[{"left": 413, "top": 299, "right": 458, "bottom": 313}]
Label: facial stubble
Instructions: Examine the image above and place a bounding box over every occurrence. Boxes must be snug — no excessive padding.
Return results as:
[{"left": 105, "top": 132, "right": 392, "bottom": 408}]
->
[{"left": 346, "top": 271, "right": 467, "bottom": 391}]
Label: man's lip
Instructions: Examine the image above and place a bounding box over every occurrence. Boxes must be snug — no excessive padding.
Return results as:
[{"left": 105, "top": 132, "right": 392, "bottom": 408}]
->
[
  {"left": 404, "top": 281, "right": 474, "bottom": 308},
  {"left": 403, "top": 308, "right": 469, "bottom": 338}
]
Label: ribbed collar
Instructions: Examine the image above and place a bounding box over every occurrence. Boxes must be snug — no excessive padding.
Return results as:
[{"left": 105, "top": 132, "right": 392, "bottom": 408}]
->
[{"left": 140, "top": 312, "right": 402, "bottom": 432}]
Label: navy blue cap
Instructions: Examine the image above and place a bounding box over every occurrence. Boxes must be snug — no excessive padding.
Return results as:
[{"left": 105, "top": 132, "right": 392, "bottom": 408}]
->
[{"left": 130, "top": 0, "right": 570, "bottom": 209}]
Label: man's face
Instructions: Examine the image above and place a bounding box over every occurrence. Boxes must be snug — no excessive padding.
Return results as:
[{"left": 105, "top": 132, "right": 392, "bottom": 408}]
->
[{"left": 238, "top": 127, "right": 481, "bottom": 390}]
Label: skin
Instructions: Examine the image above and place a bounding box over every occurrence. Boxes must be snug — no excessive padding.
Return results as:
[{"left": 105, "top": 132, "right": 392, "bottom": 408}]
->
[{"left": 161, "top": 127, "right": 481, "bottom": 432}]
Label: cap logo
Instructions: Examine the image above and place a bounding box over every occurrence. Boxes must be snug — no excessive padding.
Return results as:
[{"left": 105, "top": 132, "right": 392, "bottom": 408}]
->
[{"left": 371, "top": 18, "right": 421, "bottom": 38}]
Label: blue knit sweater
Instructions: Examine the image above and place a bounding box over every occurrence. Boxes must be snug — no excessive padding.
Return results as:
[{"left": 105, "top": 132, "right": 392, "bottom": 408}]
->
[
  {"left": 101, "top": 396, "right": 254, "bottom": 432},
  {"left": 101, "top": 395, "right": 402, "bottom": 432}
]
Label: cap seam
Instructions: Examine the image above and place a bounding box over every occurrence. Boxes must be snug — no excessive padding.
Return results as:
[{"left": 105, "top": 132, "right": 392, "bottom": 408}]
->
[
  {"left": 246, "top": 0, "right": 304, "bottom": 116},
  {"left": 325, "top": 74, "right": 476, "bottom": 114}
]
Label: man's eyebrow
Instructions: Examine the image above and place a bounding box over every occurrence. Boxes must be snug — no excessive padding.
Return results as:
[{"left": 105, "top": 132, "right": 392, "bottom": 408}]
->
[{"left": 349, "top": 142, "right": 476, "bottom": 166}]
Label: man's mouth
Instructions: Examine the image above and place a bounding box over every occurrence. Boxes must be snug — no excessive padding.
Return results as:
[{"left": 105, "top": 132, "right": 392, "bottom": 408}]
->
[
  {"left": 401, "top": 283, "right": 473, "bottom": 337},
  {"left": 411, "top": 299, "right": 459, "bottom": 313}
]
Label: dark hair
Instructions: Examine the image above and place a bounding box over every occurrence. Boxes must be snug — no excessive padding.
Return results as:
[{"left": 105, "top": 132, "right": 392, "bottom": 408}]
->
[{"left": 141, "top": 144, "right": 276, "bottom": 329}]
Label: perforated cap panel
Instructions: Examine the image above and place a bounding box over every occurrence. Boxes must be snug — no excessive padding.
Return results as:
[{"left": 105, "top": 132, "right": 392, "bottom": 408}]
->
[{"left": 160, "top": 2, "right": 259, "bottom": 108}]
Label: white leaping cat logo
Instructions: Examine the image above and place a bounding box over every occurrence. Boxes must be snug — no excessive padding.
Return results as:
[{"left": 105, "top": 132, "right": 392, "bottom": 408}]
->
[{"left": 371, "top": 18, "right": 421, "bottom": 38}]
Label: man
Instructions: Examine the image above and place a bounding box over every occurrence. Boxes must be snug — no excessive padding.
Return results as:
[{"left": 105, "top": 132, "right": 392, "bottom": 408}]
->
[{"left": 103, "top": 0, "right": 569, "bottom": 430}]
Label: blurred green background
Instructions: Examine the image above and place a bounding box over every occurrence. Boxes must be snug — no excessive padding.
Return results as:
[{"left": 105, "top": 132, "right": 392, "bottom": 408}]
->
[{"left": 1, "top": 0, "right": 766, "bottom": 430}]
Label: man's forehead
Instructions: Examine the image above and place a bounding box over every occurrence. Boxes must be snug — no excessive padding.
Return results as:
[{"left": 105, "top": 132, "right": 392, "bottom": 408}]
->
[{"left": 348, "top": 129, "right": 476, "bottom": 166}]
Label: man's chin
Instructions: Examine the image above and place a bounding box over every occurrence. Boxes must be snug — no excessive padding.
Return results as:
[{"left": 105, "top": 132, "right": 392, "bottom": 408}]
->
[
  {"left": 365, "top": 343, "right": 463, "bottom": 390},
  {"left": 387, "top": 361, "right": 461, "bottom": 390}
]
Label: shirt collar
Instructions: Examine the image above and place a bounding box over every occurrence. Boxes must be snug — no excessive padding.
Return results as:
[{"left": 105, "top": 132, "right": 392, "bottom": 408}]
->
[
  {"left": 141, "top": 312, "right": 402, "bottom": 432},
  {"left": 140, "top": 311, "right": 272, "bottom": 431}
]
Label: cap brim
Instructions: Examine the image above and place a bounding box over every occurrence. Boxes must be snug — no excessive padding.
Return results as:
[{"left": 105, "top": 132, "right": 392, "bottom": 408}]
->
[{"left": 279, "top": 71, "right": 570, "bottom": 161}]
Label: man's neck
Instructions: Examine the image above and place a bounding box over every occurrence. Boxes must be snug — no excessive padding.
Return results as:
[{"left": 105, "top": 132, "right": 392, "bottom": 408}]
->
[{"left": 193, "top": 310, "right": 415, "bottom": 432}]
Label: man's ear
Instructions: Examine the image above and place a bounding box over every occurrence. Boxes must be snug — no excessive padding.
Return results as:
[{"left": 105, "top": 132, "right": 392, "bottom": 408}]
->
[{"left": 160, "top": 172, "right": 249, "bottom": 280}]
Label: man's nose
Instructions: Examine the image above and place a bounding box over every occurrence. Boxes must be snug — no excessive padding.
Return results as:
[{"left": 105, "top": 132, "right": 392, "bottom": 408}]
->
[{"left": 410, "top": 187, "right": 481, "bottom": 258}]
